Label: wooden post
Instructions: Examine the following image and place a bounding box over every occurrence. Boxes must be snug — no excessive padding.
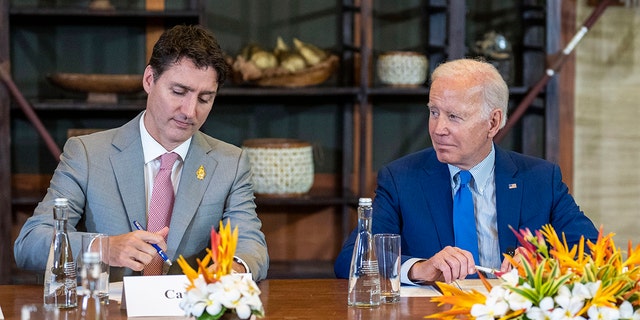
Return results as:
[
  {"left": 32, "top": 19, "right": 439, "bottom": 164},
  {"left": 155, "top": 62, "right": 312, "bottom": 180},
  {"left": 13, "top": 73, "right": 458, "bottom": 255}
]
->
[
  {"left": 0, "top": 0, "right": 12, "bottom": 285},
  {"left": 145, "top": 0, "right": 165, "bottom": 64}
]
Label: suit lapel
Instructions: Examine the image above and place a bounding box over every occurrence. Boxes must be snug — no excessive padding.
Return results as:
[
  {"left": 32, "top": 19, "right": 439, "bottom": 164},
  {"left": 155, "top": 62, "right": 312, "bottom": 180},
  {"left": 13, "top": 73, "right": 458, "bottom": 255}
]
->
[
  {"left": 111, "top": 114, "right": 146, "bottom": 230},
  {"left": 495, "top": 147, "right": 522, "bottom": 252},
  {"left": 166, "top": 132, "right": 218, "bottom": 256},
  {"left": 420, "top": 151, "right": 455, "bottom": 247}
]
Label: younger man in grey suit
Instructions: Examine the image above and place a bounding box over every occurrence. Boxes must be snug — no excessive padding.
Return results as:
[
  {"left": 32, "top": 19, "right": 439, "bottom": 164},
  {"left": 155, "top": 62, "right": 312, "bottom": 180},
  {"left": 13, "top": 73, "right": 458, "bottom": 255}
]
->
[{"left": 14, "top": 25, "right": 269, "bottom": 281}]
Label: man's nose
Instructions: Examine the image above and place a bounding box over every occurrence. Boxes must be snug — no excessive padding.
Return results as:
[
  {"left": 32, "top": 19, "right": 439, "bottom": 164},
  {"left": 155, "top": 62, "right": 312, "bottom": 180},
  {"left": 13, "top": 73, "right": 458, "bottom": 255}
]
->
[
  {"left": 431, "top": 118, "right": 448, "bottom": 135},
  {"left": 182, "top": 96, "right": 198, "bottom": 118}
]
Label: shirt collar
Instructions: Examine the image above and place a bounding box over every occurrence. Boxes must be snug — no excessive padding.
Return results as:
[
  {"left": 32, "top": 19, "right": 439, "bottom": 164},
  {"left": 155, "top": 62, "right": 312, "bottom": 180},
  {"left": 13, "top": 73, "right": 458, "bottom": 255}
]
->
[
  {"left": 448, "top": 143, "right": 496, "bottom": 194},
  {"left": 139, "top": 111, "right": 191, "bottom": 164}
]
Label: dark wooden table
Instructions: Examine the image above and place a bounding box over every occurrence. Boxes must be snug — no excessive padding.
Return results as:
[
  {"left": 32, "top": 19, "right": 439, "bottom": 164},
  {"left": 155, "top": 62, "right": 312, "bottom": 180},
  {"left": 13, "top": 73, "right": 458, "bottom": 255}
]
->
[{"left": 0, "top": 279, "right": 442, "bottom": 319}]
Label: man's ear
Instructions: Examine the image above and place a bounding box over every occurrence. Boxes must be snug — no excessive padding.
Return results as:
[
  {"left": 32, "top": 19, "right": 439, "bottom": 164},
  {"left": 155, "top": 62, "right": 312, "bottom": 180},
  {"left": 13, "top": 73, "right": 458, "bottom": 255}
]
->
[
  {"left": 488, "top": 108, "right": 503, "bottom": 139},
  {"left": 142, "top": 65, "right": 155, "bottom": 93}
]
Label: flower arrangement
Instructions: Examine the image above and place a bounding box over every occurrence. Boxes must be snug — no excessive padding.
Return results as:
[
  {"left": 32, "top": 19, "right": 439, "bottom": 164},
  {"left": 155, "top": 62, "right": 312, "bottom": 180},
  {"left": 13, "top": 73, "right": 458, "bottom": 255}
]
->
[
  {"left": 426, "top": 224, "right": 640, "bottom": 320},
  {"left": 177, "top": 221, "right": 264, "bottom": 320}
]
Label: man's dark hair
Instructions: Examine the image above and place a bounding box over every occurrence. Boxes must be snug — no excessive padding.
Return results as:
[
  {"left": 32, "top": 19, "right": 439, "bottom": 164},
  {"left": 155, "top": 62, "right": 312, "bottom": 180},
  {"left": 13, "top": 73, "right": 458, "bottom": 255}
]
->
[{"left": 148, "top": 24, "right": 228, "bottom": 87}]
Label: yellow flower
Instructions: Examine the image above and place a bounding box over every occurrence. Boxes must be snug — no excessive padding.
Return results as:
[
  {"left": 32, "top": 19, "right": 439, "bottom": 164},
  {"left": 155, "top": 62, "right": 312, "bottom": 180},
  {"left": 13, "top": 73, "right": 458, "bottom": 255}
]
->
[
  {"left": 177, "top": 220, "right": 239, "bottom": 286},
  {"left": 426, "top": 282, "right": 487, "bottom": 319}
]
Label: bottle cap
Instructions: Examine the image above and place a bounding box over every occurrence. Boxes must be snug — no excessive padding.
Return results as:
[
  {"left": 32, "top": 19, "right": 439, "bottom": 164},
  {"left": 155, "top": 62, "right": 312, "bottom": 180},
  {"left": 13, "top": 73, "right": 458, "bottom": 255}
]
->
[
  {"left": 358, "top": 198, "right": 372, "bottom": 206},
  {"left": 54, "top": 198, "right": 69, "bottom": 207}
]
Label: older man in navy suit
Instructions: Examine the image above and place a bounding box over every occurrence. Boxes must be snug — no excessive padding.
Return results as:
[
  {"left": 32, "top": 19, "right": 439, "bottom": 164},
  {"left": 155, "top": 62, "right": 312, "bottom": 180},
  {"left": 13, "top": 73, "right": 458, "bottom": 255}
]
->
[{"left": 334, "top": 58, "right": 597, "bottom": 284}]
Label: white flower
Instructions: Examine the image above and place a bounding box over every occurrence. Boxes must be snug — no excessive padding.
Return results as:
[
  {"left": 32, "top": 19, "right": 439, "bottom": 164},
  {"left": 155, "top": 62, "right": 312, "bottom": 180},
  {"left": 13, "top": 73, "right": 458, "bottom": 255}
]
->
[
  {"left": 179, "top": 275, "right": 225, "bottom": 318},
  {"left": 470, "top": 294, "right": 509, "bottom": 319},
  {"left": 500, "top": 268, "right": 521, "bottom": 286},
  {"left": 619, "top": 301, "right": 640, "bottom": 320},
  {"left": 179, "top": 274, "right": 264, "bottom": 319},
  {"left": 551, "top": 285, "right": 587, "bottom": 320},
  {"left": 587, "top": 305, "right": 620, "bottom": 320},
  {"left": 571, "top": 281, "right": 599, "bottom": 301},
  {"left": 505, "top": 289, "right": 533, "bottom": 311},
  {"left": 526, "top": 296, "right": 555, "bottom": 320}
]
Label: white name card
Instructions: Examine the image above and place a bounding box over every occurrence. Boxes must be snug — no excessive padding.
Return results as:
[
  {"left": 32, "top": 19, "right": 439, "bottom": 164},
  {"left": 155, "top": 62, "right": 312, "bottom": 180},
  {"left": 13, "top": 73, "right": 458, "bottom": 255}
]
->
[{"left": 123, "top": 275, "right": 190, "bottom": 318}]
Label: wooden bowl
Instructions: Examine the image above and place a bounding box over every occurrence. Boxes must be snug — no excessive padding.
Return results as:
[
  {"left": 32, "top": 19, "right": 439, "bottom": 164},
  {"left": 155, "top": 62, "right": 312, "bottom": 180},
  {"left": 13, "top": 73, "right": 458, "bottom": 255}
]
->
[
  {"left": 231, "top": 55, "right": 339, "bottom": 88},
  {"left": 47, "top": 73, "right": 143, "bottom": 94}
]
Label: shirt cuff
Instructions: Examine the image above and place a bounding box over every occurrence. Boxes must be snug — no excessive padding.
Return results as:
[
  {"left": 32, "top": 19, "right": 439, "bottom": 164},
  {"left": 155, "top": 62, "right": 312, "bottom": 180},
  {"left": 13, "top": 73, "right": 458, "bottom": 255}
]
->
[
  {"left": 232, "top": 256, "right": 250, "bottom": 274},
  {"left": 401, "top": 257, "right": 427, "bottom": 285}
]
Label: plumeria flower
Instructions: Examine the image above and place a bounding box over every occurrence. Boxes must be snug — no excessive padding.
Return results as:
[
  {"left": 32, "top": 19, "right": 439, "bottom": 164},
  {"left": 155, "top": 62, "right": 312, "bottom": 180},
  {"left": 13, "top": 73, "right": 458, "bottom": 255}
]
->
[
  {"left": 587, "top": 305, "right": 620, "bottom": 320},
  {"left": 526, "top": 296, "right": 555, "bottom": 320},
  {"left": 470, "top": 293, "right": 509, "bottom": 319},
  {"left": 619, "top": 301, "right": 640, "bottom": 320},
  {"left": 500, "top": 268, "right": 521, "bottom": 286},
  {"left": 552, "top": 285, "right": 587, "bottom": 320},
  {"left": 180, "top": 275, "right": 224, "bottom": 318},
  {"left": 505, "top": 289, "right": 533, "bottom": 311},
  {"left": 571, "top": 281, "right": 599, "bottom": 301}
]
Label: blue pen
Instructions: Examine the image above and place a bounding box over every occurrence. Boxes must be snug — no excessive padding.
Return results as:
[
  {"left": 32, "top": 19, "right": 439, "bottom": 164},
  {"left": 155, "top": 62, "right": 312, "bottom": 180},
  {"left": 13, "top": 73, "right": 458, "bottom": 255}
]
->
[{"left": 132, "top": 220, "right": 173, "bottom": 266}]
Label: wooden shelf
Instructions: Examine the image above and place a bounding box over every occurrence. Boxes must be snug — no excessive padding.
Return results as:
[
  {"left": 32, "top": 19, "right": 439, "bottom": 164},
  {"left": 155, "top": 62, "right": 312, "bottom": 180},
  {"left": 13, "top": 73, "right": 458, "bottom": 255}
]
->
[
  {"left": 23, "top": 99, "right": 145, "bottom": 111},
  {"left": 220, "top": 86, "right": 359, "bottom": 97},
  {"left": 10, "top": 7, "right": 201, "bottom": 19}
]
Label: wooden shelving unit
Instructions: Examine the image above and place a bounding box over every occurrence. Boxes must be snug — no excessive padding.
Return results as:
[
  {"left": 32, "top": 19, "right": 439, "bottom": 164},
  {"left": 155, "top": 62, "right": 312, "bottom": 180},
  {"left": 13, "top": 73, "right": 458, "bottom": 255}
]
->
[{"left": 0, "top": 0, "right": 561, "bottom": 283}]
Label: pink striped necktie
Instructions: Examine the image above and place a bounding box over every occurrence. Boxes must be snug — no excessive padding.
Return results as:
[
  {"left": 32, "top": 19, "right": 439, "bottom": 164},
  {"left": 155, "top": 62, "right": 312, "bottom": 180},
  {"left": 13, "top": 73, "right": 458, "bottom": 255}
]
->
[{"left": 144, "top": 152, "right": 179, "bottom": 275}]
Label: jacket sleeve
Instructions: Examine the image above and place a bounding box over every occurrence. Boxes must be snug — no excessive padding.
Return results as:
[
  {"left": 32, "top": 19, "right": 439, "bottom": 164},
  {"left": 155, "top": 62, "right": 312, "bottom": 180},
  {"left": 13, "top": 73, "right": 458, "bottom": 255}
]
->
[{"left": 14, "top": 137, "right": 90, "bottom": 272}]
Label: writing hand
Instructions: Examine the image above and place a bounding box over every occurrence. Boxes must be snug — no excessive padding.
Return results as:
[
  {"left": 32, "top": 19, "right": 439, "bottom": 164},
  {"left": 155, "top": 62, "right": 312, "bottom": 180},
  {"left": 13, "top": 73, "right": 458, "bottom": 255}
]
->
[
  {"left": 108, "top": 226, "right": 169, "bottom": 271},
  {"left": 408, "top": 246, "right": 476, "bottom": 283}
]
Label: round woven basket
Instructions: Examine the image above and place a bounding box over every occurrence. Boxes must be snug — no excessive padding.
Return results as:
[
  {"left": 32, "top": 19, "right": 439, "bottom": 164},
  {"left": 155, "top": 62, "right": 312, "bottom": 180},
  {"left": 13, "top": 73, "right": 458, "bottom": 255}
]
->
[
  {"left": 242, "top": 138, "right": 314, "bottom": 197},
  {"left": 376, "top": 51, "right": 428, "bottom": 87}
]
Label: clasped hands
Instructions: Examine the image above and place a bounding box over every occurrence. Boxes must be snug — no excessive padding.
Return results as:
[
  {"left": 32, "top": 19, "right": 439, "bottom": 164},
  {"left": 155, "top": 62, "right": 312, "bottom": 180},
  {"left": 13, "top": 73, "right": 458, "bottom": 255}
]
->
[
  {"left": 104, "top": 227, "right": 246, "bottom": 273},
  {"left": 408, "top": 245, "right": 522, "bottom": 284}
]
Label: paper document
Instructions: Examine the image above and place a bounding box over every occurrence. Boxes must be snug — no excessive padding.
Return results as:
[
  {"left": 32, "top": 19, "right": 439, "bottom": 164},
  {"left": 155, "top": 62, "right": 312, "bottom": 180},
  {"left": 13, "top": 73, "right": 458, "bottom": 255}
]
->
[
  {"left": 400, "top": 278, "right": 502, "bottom": 297},
  {"left": 0, "top": 305, "right": 4, "bottom": 319},
  {"left": 400, "top": 285, "right": 442, "bottom": 297},
  {"left": 456, "top": 278, "right": 502, "bottom": 294}
]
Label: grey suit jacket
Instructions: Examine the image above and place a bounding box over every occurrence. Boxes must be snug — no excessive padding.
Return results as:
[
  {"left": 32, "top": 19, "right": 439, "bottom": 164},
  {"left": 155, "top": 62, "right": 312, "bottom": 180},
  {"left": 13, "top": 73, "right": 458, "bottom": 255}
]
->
[{"left": 14, "top": 113, "right": 269, "bottom": 281}]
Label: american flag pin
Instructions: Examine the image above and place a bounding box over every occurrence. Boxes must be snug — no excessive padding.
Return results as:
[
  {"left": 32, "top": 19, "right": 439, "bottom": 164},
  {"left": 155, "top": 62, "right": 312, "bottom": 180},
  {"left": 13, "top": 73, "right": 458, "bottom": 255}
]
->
[{"left": 509, "top": 183, "right": 517, "bottom": 189}]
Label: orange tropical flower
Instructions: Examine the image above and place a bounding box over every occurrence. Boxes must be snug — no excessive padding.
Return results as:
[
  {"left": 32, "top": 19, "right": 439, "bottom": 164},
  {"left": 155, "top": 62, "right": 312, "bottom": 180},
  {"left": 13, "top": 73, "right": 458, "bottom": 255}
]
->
[{"left": 177, "top": 220, "right": 238, "bottom": 287}]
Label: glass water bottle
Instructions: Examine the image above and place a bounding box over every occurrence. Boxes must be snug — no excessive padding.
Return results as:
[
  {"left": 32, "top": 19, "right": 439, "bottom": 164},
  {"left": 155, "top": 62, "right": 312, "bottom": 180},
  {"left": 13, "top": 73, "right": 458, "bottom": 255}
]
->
[
  {"left": 347, "top": 198, "right": 381, "bottom": 307},
  {"left": 44, "top": 197, "right": 78, "bottom": 309}
]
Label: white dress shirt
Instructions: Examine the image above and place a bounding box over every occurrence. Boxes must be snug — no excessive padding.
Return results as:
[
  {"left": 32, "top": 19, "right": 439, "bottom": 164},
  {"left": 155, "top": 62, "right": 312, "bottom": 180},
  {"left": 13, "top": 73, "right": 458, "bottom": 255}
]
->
[{"left": 139, "top": 112, "right": 191, "bottom": 207}]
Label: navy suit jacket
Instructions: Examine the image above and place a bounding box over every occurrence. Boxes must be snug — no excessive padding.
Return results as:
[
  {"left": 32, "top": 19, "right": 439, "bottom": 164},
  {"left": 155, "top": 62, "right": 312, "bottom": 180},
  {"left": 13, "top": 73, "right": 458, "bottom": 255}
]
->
[{"left": 334, "top": 145, "right": 598, "bottom": 278}]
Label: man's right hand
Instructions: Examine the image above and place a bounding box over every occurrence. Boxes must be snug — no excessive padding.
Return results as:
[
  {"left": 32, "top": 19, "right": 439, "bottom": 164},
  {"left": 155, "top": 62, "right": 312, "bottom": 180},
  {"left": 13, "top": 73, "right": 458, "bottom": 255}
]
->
[
  {"left": 408, "top": 246, "right": 476, "bottom": 283},
  {"left": 107, "top": 227, "right": 169, "bottom": 271}
]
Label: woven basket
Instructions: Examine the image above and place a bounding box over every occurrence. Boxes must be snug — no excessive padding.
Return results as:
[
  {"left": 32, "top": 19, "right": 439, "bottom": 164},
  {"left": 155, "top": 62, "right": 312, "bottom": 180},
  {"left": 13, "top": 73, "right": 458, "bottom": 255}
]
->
[
  {"left": 231, "top": 55, "right": 339, "bottom": 88},
  {"left": 376, "top": 51, "right": 428, "bottom": 87},
  {"left": 242, "top": 139, "right": 314, "bottom": 197}
]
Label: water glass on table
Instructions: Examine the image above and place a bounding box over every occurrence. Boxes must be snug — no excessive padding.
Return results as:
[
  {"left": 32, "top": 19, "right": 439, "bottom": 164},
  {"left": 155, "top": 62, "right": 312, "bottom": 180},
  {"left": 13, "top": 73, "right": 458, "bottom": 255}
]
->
[
  {"left": 374, "top": 233, "right": 401, "bottom": 303},
  {"left": 79, "top": 233, "right": 110, "bottom": 304},
  {"left": 21, "top": 304, "right": 60, "bottom": 320}
]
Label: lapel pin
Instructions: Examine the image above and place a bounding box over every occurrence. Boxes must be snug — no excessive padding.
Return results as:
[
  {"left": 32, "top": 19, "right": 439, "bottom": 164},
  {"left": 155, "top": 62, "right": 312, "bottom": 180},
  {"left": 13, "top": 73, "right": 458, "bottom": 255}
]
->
[
  {"left": 196, "top": 165, "right": 206, "bottom": 180},
  {"left": 509, "top": 183, "right": 517, "bottom": 189}
]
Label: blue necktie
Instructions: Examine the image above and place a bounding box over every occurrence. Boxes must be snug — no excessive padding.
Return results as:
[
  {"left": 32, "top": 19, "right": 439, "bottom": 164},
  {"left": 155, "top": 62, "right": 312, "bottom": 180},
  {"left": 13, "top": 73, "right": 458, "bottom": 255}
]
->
[{"left": 453, "top": 170, "right": 479, "bottom": 264}]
